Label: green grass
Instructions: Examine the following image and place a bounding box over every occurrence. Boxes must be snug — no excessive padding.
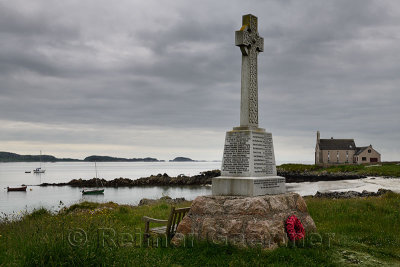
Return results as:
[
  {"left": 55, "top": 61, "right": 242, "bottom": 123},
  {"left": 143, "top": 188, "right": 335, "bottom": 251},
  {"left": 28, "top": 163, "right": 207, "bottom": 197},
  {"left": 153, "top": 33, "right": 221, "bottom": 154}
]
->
[
  {"left": 1, "top": 194, "right": 400, "bottom": 266},
  {"left": 305, "top": 192, "right": 400, "bottom": 265},
  {"left": 278, "top": 163, "right": 400, "bottom": 177}
]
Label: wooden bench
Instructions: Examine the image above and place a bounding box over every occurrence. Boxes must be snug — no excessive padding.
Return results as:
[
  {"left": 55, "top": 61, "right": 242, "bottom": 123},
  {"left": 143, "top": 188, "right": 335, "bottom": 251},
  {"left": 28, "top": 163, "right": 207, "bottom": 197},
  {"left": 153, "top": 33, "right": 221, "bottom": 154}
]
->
[{"left": 142, "top": 207, "right": 190, "bottom": 239}]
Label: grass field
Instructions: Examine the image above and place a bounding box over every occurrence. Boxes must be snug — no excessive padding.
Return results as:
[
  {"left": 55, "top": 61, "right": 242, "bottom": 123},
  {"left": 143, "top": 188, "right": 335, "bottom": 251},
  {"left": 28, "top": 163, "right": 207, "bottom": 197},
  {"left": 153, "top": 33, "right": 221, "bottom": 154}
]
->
[
  {"left": 1, "top": 193, "right": 400, "bottom": 266},
  {"left": 278, "top": 162, "right": 400, "bottom": 177}
]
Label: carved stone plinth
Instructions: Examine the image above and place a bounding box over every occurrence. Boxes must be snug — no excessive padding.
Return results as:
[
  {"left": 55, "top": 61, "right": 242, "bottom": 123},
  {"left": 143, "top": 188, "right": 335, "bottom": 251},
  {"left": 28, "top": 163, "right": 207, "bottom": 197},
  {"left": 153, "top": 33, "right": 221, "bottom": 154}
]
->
[
  {"left": 212, "top": 176, "right": 285, "bottom": 196},
  {"left": 212, "top": 127, "right": 286, "bottom": 196},
  {"left": 221, "top": 128, "right": 276, "bottom": 177},
  {"left": 171, "top": 193, "right": 317, "bottom": 249}
]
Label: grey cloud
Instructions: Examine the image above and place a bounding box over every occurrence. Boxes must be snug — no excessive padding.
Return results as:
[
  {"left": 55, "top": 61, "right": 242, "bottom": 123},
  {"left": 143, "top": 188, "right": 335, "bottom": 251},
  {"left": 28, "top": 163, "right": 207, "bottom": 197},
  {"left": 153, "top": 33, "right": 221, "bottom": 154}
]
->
[
  {"left": 0, "top": 2, "right": 79, "bottom": 38},
  {"left": 0, "top": 0, "right": 399, "bottom": 160}
]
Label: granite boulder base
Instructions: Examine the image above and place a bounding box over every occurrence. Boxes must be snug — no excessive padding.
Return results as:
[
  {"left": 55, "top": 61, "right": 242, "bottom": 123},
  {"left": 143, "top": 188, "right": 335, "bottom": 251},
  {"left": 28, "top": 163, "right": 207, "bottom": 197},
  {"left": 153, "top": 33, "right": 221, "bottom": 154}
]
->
[{"left": 171, "top": 193, "right": 316, "bottom": 249}]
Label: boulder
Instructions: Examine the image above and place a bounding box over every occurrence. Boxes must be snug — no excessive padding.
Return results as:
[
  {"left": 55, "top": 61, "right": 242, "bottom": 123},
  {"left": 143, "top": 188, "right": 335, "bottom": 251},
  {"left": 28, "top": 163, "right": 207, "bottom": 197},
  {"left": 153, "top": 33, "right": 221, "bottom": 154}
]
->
[
  {"left": 138, "top": 196, "right": 186, "bottom": 206},
  {"left": 171, "top": 193, "right": 316, "bottom": 249},
  {"left": 313, "top": 188, "right": 392, "bottom": 198}
]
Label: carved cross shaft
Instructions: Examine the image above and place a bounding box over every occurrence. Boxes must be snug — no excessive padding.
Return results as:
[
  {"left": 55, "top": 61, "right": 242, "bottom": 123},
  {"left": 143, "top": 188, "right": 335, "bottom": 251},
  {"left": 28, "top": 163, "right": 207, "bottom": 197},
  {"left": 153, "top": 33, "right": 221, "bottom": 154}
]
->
[{"left": 235, "top": 14, "right": 264, "bottom": 127}]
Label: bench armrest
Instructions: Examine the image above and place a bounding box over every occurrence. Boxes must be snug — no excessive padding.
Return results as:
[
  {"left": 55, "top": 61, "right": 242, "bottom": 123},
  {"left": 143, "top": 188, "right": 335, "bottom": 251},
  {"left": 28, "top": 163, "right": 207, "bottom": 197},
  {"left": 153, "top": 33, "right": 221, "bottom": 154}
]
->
[{"left": 142, "top": 216, "right": 168, "bottom": 223}]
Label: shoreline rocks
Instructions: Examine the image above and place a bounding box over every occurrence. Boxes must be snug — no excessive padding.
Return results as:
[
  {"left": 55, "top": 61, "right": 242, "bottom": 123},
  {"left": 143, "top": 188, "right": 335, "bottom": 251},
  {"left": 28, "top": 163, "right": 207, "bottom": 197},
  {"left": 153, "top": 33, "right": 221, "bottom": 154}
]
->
[
  {"left": 311, "top": 188, "right": 392, "bottom": 199},
  {"left": 138, "top": 196, "right": 187, "bottom": 206},
  {"left": 39, "top": 169, "right": 371, "bottom": 188},
  {"left": 278, "top": 170, "right": 366, "bottom": 183},
  {"left": 40, "top": 170, "right": 220, "bottom": 187}
]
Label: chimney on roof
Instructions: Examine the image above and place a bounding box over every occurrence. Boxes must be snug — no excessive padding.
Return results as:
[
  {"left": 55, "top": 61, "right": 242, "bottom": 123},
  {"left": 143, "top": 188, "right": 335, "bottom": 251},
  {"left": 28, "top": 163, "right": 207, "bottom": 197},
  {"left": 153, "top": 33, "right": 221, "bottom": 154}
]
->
[
  {"left": 317, "top": 131, "right": 320, "bottom": 143},
  {"left": 331, "top": 137, "right": 333, "bottom": 139}
]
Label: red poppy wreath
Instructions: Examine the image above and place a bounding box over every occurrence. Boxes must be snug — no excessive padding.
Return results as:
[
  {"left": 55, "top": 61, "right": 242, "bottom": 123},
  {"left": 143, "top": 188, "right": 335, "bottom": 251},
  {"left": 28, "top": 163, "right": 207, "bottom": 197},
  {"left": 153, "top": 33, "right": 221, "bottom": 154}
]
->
[{"left": 285, "top": 215, "right": 305, "bottom": 241}]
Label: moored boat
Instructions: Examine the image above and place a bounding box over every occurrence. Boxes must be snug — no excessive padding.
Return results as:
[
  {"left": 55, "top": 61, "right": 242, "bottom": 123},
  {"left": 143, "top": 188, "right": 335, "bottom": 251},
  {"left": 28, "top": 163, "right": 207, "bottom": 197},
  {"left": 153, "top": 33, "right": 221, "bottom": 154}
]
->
[
  {"left": 82, "top": 189, "right": 104, "bottom": 195},
  {"left": 33, "top": 167, "right": 45, "bottom": 173},
  {"left": 33, "top": 150, "right": 46, "bottom": 173},
  {"left": 82, "top": 162, "right": 104, "bottom": 195},
  {"left": 7, "top": 186, "right": 27, "bottom": 192}
]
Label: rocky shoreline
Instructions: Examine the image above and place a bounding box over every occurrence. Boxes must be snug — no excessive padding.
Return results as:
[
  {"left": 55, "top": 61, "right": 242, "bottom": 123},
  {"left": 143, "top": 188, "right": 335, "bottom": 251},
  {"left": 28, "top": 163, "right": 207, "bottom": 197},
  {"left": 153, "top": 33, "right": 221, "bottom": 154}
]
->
[
  {"left": 39, "top": 169, "right": 369, "bottom": 187},
  {"left": 311, "top": 188, "right": 392, "bottom": 198},
  {"left": 278, "top": 170, "right": 366, "bottom": 183},
  {"left": 136, "top": 189, "right": 394, "bottom": 206},
  {"left": 39, "top": 170, "right": 220, "bottom": 187}
]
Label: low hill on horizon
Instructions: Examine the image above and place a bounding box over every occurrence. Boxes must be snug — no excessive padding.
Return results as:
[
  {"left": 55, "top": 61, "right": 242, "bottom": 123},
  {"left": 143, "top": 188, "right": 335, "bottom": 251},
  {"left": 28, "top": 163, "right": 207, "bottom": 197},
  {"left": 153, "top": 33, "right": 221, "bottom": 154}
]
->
[
  {"left": 169, "top": 157, "right": 195, "bottom": 162},
  {"left": 0, "top": 151, "right": 79, "bottom": 162},
  {"left": 84, "top": 155, "right": 159, "bottom": 162},
  {"left": 0, "top": 151, "right": 203, "bottom": 163}
]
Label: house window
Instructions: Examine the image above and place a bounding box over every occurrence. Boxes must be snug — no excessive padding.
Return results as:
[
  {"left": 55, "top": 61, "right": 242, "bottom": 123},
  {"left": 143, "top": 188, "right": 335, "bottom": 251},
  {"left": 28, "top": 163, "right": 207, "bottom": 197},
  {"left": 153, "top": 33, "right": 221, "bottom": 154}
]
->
[
  {"left": 362, "top": 157, "right": 367, "bottom": 161},
  {"left": 328, "top": 151, "right": 330, "bottom": 163},
  {"left": 337, "top": 151, "right": 339, "bottom": 163},
  {"left": 368, "top": 149, "right": 371, "bottom": 153},
  {"left": 346, "top": 151, "right": 349, "bottom": 163}
]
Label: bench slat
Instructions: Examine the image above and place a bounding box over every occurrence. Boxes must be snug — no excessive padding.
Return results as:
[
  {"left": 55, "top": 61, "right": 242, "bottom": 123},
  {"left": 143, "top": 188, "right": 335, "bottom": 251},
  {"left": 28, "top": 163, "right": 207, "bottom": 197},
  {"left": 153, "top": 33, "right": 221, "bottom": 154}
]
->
[
  {"left": 150, "top": 226, "right": 167, "bottom": 234},
  {"left": 144, "top": 207, "right": 191, "bottom": 239}
]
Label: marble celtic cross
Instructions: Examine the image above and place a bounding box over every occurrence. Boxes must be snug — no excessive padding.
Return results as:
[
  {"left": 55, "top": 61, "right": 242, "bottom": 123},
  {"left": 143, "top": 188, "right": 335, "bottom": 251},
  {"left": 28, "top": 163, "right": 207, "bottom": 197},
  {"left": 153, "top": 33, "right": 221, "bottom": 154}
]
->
[{"left": 235, "top": 14, "right": 264, "bottom": 128}]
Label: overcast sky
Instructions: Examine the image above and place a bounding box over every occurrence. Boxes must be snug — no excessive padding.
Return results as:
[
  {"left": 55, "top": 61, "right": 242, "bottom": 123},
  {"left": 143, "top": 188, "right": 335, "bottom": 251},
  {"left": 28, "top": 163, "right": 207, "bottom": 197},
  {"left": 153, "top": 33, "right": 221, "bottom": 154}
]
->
[{"left": 0, "top": 0, "right": 399, "bottom": 162}]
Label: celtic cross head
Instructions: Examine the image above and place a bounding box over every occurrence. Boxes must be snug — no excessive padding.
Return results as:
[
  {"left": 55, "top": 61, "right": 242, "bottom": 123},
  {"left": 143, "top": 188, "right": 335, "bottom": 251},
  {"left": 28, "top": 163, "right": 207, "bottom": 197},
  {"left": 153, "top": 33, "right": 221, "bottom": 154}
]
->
[{"left": 235, "top": 14, "right": 264, "bottom": 56}]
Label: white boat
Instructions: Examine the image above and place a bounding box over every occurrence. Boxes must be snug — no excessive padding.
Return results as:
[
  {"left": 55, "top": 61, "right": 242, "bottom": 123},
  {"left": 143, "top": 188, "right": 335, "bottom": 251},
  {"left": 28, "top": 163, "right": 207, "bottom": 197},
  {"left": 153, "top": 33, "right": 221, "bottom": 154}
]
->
[
  {"left": 33, "top": 167, "right": 45, "bottom": 174},
  {"left": 33, "top": 150, "right": 46, "bottom": 173}
]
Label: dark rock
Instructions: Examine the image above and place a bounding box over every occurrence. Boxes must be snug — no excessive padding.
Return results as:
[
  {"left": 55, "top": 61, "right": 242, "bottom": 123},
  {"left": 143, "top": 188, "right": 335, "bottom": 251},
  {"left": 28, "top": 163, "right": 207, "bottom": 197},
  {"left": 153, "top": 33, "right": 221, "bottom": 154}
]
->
[
  {"left": 278, "top": 170, "right": 366, "bottom": 183},
  {"left": 39, "top": 168, "right": 372, "bottom": 188},
  {"left": 40, "top": 170, "right": 221, "bottom": 187},
  {"left": 313, "top": 188, "right": 393, "bottom": 198},
  {"left": 138, "top": 196, "right": 186, "bottom": 206}
]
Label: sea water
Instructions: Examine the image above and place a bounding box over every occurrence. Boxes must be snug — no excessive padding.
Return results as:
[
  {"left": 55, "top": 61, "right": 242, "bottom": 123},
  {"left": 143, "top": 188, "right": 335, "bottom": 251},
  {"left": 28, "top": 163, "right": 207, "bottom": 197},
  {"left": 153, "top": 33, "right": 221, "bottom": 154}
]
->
[{"left": 1, "top": 162, "right": 399, "bottom": 217}]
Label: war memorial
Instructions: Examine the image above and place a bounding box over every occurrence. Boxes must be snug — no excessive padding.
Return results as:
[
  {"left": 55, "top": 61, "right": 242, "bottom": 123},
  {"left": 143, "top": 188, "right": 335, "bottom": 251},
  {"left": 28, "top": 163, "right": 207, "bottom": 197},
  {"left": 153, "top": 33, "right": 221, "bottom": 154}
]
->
[
  {"left": 172, "top": 14, "right": 316, "bottom": 248},
  {"left": 212, "top": 13, "right": 285, "bottom": 196}
]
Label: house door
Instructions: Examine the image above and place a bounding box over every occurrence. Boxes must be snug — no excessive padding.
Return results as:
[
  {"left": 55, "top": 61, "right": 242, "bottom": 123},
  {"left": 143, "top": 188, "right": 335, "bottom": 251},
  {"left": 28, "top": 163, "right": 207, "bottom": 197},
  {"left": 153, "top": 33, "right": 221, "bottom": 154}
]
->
[{"left": 370, "top": 158, "right": 378, "bottom": 163}]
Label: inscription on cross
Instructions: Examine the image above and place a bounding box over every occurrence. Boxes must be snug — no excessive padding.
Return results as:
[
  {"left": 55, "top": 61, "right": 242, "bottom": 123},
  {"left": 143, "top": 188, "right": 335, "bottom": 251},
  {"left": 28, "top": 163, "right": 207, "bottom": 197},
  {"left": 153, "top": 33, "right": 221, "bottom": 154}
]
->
[{"left": 235, "top": 14, "right": 264, "bottom": 128}]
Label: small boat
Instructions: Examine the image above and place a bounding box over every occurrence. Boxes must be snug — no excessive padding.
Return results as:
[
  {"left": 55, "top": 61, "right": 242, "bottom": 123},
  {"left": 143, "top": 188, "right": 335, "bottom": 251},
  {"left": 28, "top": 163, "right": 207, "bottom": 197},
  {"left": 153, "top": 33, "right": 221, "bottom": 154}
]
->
[
  {"left": 7, "top": 186, "right": 27, "bottom": 192},
  {"left": 33, "top": 167, "right": 45, "bottom": 174},
  {"left": 82, "top": 162, "right": 104, "bottom": 195},
  {"left": 33, "top": 150, "right": 46, "bottom": 173},
  {"left": 82, "top": 189, "right": 104, "bottom": 195},
  {"left": 25, "top": 171, "right": 31, "bottom": 173}
]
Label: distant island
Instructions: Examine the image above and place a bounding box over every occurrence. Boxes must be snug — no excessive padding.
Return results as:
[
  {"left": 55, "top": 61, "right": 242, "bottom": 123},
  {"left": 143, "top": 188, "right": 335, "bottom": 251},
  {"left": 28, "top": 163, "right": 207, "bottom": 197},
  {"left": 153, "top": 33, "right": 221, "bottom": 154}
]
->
[
  {"left": 169, "top": 157, "right": 195, "bottom": 162},
  {"left": 0, "top": 151, "right": 201, "bottom": 162},
  {"left": 0, "top": 152, "right": 80, "bottom": 162},
  {"left": 0, "top": 151, "right": 162, "bottom": 162},
  {"left": 84, "top": 155, "right": 159, "bottom": 162}
]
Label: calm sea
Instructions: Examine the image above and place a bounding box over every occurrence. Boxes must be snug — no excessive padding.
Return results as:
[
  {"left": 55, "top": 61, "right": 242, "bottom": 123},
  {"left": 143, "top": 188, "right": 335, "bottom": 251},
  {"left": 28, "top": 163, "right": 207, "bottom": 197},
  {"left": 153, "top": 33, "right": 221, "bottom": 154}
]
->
[
  {"left": 1, "top": 162, "right": 399, "bottom": 217},
  {"left": 0, "top": 161, "right": 219, "bottom": 217}
]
